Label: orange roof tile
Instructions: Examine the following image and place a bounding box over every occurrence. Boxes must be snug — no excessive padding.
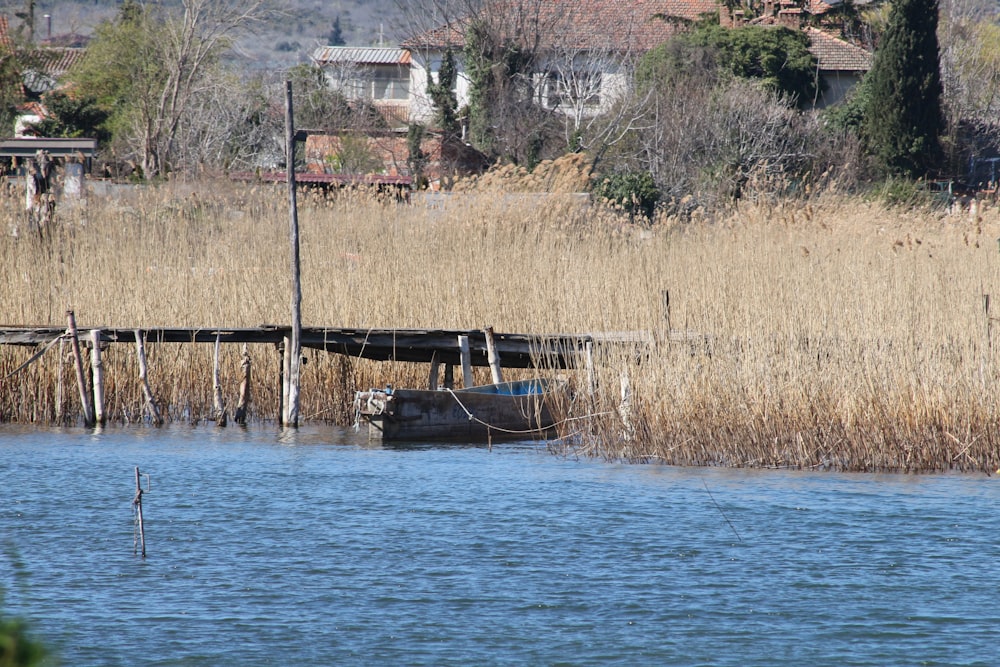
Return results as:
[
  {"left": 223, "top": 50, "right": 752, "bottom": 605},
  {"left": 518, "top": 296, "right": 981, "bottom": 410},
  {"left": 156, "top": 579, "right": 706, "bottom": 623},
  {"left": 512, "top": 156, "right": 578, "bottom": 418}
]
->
[
  {"left": 404, "top": 0, "right": 721, "bottom": 52},
  {"left": 805, "top": 27, "right": 872, "bottom": 72}
]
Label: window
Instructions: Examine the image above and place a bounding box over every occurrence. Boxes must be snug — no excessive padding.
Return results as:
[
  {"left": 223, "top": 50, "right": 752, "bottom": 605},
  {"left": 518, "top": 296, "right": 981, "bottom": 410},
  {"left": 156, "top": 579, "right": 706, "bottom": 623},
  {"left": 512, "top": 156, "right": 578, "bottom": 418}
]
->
[{"left": 542, "top": 71, "right": 602, "bottom": 109}]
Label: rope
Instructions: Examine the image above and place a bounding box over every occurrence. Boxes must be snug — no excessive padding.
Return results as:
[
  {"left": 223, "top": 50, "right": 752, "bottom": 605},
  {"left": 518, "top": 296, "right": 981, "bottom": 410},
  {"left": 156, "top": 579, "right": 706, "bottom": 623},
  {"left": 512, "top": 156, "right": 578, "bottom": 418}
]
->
[{"left": 443, "top": 388, "right": 616, "bottom": 436}]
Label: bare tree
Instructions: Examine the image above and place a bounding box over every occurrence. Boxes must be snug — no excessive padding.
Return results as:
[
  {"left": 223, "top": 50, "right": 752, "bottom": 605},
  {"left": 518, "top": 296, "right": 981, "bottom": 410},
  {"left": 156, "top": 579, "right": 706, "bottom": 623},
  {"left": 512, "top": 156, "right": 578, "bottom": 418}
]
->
[{"left": 71, "top": 0, "right": 278, "bottom": 177}]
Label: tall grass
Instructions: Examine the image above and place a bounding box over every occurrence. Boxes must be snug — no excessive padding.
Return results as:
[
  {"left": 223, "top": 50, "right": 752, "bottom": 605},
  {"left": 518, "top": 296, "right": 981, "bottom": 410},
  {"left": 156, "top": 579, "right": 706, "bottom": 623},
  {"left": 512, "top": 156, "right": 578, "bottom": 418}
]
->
[{"left": 2, "top": 177, "right": 999, "bottom": 472}]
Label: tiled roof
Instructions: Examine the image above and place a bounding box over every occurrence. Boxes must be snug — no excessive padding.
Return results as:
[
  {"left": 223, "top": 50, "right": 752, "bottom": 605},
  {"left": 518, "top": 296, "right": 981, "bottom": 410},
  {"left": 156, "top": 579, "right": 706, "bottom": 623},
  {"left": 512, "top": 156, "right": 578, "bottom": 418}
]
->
[
  {"left": 31, "top": 47, "right": 85, "bottom": 78},
  {"left": 403, "top": 0, "right": 720, "bottom": 51},
  {"left": 0, "top": 16, "right": 11, "bottom": 51},
  {"left": 312, "top": 46, "right": 411, "bottom": 66},
  {"left": 805, "top": 27, "right": 872, "bottom": 72}
]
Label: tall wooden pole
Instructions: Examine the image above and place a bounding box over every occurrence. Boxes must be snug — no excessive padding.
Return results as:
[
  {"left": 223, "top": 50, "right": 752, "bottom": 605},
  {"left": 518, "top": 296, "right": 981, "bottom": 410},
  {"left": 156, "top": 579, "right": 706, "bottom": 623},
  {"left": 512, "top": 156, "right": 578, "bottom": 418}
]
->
[
  {"left": 284, "top": 80, "right": 302, "bottom": 427},
  {"left": 66, "top": 311, "right": 94, "bottom": 427}
]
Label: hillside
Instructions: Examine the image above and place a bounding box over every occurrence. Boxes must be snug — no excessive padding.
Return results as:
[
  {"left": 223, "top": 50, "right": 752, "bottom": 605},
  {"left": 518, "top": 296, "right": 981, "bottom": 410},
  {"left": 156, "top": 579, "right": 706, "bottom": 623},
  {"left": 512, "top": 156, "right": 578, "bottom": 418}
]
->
[{"left": 0, "top": 0, "right": 403, "bottom": 67}]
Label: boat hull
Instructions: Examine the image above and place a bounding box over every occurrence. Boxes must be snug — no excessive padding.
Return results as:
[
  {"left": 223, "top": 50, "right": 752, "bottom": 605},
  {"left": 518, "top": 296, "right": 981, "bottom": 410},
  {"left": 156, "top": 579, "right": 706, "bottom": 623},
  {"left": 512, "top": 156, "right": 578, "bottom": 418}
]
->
[{"left": 356, "top": 380, "right": 557, "bottom": 441}]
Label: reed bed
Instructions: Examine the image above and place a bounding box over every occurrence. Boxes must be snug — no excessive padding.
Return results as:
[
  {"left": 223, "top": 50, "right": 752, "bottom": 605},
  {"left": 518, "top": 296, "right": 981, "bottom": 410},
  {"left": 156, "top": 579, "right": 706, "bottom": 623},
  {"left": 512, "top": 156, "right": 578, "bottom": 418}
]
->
[{"left": 2, "top": 176, "right": 999, "bottom": 473}]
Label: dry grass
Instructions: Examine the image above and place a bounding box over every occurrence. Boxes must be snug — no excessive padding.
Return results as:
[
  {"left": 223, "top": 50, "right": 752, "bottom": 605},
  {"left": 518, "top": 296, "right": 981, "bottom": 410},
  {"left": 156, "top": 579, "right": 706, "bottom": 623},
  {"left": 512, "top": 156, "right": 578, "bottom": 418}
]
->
[{"left": 2, "top": 175, "right": 1000, "bottom": 473}]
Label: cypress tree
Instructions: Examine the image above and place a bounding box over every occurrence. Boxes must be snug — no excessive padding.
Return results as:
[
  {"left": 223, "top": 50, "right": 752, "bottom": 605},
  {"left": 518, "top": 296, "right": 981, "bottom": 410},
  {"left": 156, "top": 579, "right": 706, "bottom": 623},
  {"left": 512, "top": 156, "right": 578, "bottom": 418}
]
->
[{"left": 862, "top": 0, "right": 945, "bottom": 177}]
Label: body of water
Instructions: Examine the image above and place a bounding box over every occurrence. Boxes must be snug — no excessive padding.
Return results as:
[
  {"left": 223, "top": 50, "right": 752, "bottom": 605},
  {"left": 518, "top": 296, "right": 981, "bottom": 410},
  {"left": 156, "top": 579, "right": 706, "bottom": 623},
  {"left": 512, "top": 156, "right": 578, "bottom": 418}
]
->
[{"left": 1, "top": 424, "right": 997, "bottom": 666}]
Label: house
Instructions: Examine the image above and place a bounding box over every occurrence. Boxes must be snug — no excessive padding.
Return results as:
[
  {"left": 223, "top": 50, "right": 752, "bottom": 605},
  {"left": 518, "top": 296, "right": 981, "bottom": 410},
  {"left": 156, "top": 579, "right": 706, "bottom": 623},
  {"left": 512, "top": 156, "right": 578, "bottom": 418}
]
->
[
  {"left": 306, "top": 0, "right": 873, "bottom": 179},
  {"left": 310, "top": 46, "right": 412, "bottom": 128},
  {"left": 803, "top": 27, "right": 872, "bottom": 107},
  {"left": 722, "top": 0, "right": 873, "bottom": 107},
  {"left": 402, "top": 0, "right": 720, "bottom": 125},
  {"left": 1, "top": 14, "right": 87, "bottom": 136}
]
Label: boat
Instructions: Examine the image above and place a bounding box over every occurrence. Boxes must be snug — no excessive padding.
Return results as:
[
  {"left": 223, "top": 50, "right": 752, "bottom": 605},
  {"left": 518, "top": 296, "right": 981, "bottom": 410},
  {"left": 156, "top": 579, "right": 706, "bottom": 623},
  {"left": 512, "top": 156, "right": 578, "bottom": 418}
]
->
[{"left": 354, "top": 378, "right": 560, "bottom": 441}]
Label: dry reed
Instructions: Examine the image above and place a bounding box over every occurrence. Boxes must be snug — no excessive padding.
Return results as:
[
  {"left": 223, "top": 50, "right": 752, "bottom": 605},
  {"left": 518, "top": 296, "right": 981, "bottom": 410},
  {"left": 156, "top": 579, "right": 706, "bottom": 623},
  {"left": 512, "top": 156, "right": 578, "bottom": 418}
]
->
[{"left": 2, "top": 174, "right": 999, "bottom": 473}]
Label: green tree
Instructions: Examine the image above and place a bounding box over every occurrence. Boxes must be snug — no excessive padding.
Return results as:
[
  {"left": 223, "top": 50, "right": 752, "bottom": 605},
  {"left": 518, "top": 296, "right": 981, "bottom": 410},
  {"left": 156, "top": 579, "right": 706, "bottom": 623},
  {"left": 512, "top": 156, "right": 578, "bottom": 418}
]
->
[
  {"left": 680, "top": 23, "right": 820, "bottom": 106},
  {"left": 0, "top": 616, "right": 48, "bottom": 667},
  {"left": 407, "top": 122, "right": 429, "bottom": 188},
  {"left": 0, "top": 43, "right": 24, "bottom": 136},
  {"left": 30, "top": 91, "right": 110, "bottom": 141},
  {"left": 426, "top": 48, "right": 460, "bottom": 140},
  {"left": 67, "top": 0, "right": 274, "bottom": 177},
  {"left": 861, "top": 0, "right": 944, "bottom": 176},
  {"left": 463, "top": 18, "right": 554, "bottom": 163},
  {"left": 327, "top": 15, "right": 346, "bottom": 46}
]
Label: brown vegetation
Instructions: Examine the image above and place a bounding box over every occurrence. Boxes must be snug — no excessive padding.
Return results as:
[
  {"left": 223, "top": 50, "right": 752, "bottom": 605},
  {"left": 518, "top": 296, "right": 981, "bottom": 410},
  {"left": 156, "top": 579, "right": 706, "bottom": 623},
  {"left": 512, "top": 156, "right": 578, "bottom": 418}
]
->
[{"left": 2, "top": 178, "right": 999, "bottom": 473}]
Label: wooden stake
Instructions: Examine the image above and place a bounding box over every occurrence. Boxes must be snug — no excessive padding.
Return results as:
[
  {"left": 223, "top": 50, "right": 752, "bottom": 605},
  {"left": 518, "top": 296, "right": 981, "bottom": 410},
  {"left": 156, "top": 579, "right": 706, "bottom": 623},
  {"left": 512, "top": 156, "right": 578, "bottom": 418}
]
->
[
  {"left": 484, "top": 326, "right": 503, "bottom": 385},
  {"left": 281, "top": 336, "right": 291, "bottom": 424},
  {"left": 284, "top": 80, "right": 303, "bottom": 428},
  {"left": 458, "top": 335, "right": 474, "bottom": 388},
  {"left": 212, "top": 333, "right": 227, "bottom": 427},
  {"left": 134, "top": 329, "right": 163, "bottom": 426},
  {"left": 133, "top": 467, "right": 147, "bottom": 558},
  {"left": 235, "top": 343, "right": 251, "bottom": 425},
  {"left": 428, "top": 351, "right": 440, "bottom": 390},
  {"left": 90, "top": 329, "right": 105, "bottom": 425},
  {"left": 66, "top": 311, "right": 94, "bottom": 427},
  {"left": 55, "top": 337, "right": 64, "bottom": 423}
]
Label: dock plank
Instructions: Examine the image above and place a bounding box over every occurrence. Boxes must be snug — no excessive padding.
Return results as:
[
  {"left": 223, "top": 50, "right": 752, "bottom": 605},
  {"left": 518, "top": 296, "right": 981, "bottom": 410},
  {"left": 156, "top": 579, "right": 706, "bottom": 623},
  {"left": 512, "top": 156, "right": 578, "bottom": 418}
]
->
[{"left": 0, "top": 326, "right": 652, "bottom": 370}]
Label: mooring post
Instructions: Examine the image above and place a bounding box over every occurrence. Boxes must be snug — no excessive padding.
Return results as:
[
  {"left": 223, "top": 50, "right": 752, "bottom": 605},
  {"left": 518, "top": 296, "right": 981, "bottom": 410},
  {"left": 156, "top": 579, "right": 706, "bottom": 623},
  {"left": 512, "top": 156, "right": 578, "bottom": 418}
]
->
[
  {"left": 586, "top": 340, "right": 596, "bottom": 399},
  {"left": 55, "top": 337, "right": 64, "bottom": 423},
  {"left": 66, "top": 311, "right": 95, "bottom": 428},
  {"left": 428, "top": 351, "right": 440, "bottom": 390},
  {"left": 284, "top": 79, "right": 302, "bottom": 428},
  {"left": 133, "top": 466, "right": 147, "bottom": 558},
  {"left": 90, "top": 330, "right": 105, "bottom": 425},
  {"left": 134, "top": 329, "right": 163, "bottom": 426},
  {"left": 484, "top": 326, "right": 503, "bottom": 385},
  {"left": 458, "top": 335, "right": 474, "bottom": 388},
  {"left": 212, "top": 333, "right": 227, "bottom": 427},
  {"left": 234, "top": 343, "right": 251, "bottom": 425}
]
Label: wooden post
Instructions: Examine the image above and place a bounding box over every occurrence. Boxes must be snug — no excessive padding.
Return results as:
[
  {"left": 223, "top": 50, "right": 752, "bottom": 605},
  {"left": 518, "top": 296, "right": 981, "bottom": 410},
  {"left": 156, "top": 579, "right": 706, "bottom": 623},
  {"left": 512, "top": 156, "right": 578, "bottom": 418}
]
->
[
  {"left": 90, "top": 330, "right": 105, "bottom": 426},
  {"left": 585, "top": 340, "right": 596, "bottom": 399},
  {"left": 133, "top": 467, "right": 146, "bottom": 558},
  {"left": 66, "top": 311, "right": 94, "bottom": 427},
  {"left": 212, "top": 333, "right": 227, "bottom": 427},
  {"left": 662, "top": 289, "right": 671, "bottom": 341},
  {"left": 235, "top": 343, "right": 251, "bottom": 425},
  {"left": 284, "top": 80, "right": 303, "bottom": 428},
  {"left": 458, "top": 335, "right": 474, "bottom": 388},
  {"left": 444, "top": 363, "right": 454, "bottom": 390},
  {"left": 134, "top": 329, "right": 163, "bottom": 426},
  {"left": 985, "top": 293, "right": 992, "bottom": 354},
  {"left": 428, "top": 351, "right": 440, "bottom": 390},
  {"left": 55, "top": 337, "right": 64, "bottom": 423},
  {"left": 484, "top": 326, "right": 503, "bottom": 385},
  {"left": 281, "top": 337, "right": 292, "bottom": 424}
]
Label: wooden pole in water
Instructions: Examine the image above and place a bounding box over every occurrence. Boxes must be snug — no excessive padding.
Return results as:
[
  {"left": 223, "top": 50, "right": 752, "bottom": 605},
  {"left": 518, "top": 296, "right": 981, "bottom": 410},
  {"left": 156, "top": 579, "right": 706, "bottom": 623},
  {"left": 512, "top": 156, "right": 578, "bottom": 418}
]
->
[
  {"left": 284, "top": 79, "right": 302, "bottom": 428},
  {"left": 134, "top": 330, "right": 163, "bottom": 426},
  {"left": 428, "top": 351, "right": 440, "bottom": 390},
  {"left": 458, "top": 335, "right": 474, "bottom": 388},
  {"left": 55, "top": 337, "right": 64, "bottom": 423},
  {"left": 235, "top": 343, "right": 251, "bottom": 425},
  {"left": 133, "top": 466, "right": 146, "bottom": 558},
  {"left": 90, "top": 330, "right": 105, "bottom": 425},
  {"left": 484, "top": 326, "right": 503, "bottom": 385},
  {"left": 212, "top": 333, "right": 227, "bottom": 427},
  {"left": 66, "top": 311, "right": 94, "bottom": 427}
]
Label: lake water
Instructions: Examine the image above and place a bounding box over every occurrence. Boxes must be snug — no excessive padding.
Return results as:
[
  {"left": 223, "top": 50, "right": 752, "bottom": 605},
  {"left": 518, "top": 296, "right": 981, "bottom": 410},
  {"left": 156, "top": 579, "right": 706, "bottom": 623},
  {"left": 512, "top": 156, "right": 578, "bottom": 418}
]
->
[{"left": 1, "top": 424, "right": 998, "bottom": 666}]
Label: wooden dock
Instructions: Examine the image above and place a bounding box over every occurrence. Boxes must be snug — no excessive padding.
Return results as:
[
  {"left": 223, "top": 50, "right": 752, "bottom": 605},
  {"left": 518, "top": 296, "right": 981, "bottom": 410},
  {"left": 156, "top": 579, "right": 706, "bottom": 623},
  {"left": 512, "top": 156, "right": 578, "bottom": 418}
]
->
[{"left": 0, "top": 325, "right": 652, "bottom": 369}]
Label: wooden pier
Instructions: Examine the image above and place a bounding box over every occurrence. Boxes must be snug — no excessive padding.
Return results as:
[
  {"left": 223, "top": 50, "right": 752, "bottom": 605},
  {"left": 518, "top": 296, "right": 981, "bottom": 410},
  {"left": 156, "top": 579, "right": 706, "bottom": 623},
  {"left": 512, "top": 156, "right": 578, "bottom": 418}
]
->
[
  {"left": 0, "top": 325, "right": 651, "bottom": 369},
  {"left": 1, "top": 322, "right": 661, "bottom": 427}
]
